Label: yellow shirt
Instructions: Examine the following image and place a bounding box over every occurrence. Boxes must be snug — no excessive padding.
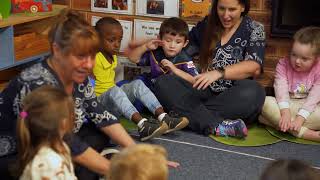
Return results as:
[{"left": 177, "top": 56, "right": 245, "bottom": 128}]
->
[{"left": 93, "top": 52, "right": 117, "bottom": 96}]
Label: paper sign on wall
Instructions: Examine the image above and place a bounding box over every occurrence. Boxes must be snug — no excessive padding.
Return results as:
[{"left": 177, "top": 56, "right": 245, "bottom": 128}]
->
[{"left": 135, "top": 0, "right": 179, "bottom": 18}]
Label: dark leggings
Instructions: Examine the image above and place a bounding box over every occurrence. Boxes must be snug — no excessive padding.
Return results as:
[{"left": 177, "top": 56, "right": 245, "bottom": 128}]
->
[{"left": 154, "top": 75, "right": 266, "bottom": 135}]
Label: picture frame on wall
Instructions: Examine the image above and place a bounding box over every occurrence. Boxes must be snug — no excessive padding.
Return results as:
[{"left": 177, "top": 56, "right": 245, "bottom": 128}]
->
[
  {"left": 91, "top": 0, "right": 133, "bottom": 14},
  {"left": 181, "top": 0, "right": 212, "bottom": 18},
  {"left": 135, "top": 0, "right": 179, "bottom": 18},
  {"left": 91, "top": 16, "right": 133, "bottom": 52}
]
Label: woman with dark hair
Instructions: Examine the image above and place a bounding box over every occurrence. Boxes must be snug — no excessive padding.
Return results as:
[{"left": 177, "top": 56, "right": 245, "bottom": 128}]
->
[{"left": 154, "top": 0, "right": 266, "bottom": 137}]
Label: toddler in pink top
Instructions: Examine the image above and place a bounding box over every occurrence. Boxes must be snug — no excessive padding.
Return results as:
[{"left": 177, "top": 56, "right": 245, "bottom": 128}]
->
[{"left": 259, "top": 26, "right": 320, "bottom": 142}]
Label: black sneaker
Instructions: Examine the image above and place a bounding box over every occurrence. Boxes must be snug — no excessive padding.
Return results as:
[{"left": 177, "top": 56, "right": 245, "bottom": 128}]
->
[
  {"left": 139, "top": 118, "right": 168, "bottom": 141},
  {"left": 162, "top": 114, "right": 189, "bottom": 134}
]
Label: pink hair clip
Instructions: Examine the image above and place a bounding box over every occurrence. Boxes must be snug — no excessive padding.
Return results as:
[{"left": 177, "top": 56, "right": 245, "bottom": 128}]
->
[{"left": 20, "top": 111, "right": 28, "bottom": 119}]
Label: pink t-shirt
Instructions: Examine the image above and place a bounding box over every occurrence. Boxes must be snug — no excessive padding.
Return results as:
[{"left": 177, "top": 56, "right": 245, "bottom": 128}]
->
[{"left": 274, "top": 57, "right": 320, "bottom": 119}]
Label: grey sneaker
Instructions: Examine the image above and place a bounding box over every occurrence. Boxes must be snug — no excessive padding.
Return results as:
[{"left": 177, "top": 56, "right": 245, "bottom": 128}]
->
[
  {"left": 139, "top": 118, "right": 168, "bottom": 141},
  {"left": 162, "top": 113, "right": 189, "bottom": 134}
]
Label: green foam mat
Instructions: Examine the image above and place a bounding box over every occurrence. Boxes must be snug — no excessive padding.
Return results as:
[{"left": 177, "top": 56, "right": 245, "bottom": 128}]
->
[
  {"left": 120, "top": 118, "right": 138, "bottom": 131},
  {"left": 210, "top": 124, "right": 281, "bottom": 147},
  {"left": 266, "top": 126, "right": 320, "bottom": 145}
]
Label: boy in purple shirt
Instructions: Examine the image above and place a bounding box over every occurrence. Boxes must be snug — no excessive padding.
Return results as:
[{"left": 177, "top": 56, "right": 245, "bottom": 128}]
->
[
  {"left": 259, "top": 27, "right": 320, "bottom": 142},
  {"left": 127, "top": 17, "right": 198, "bottom": 91}
]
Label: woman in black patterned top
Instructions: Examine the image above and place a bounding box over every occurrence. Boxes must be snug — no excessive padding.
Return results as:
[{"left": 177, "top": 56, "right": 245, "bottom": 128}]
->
[
  {"left": 0, "top": 9, "right": 135, "bottom": 180},
  {"left": 154, "top": 0, "right": 266, "bottom": 137}
]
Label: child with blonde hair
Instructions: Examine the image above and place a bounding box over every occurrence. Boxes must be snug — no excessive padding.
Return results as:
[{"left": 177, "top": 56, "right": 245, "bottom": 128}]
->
[
  {"left": 259, "top": 26, "right": 320, "bottom": 142},
  {"left": 108, "top": 144, "right": 168, "bottom": 180},
  {"left": 16, "top": 86, "right": 77, "bottom": 179}
]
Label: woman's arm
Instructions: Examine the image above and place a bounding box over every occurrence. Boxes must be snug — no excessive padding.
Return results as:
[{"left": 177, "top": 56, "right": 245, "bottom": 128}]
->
[
  {"left": 73, "top": 147, "right": 110, "bottom": 175},
  {"left": 222, "top": 60, "right": 261, "bottom": 80},
  {"left": 193, "top": 60, "right": 260, "bottom": 90}
]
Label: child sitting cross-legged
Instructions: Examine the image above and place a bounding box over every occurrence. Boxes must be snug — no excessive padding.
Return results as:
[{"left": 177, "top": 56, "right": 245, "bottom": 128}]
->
[
  {"left": 93, "top": 17, "right": 189, "bottom": 141},
  {"left": 16, "top": 86, "right": 77, "bottom": 179},
  {"left": 259, "top": 26, "right": 320, "bottom": 142}
]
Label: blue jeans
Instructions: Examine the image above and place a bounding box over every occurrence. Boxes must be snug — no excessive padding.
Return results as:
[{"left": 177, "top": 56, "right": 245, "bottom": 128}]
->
[{"left": 98, "top": 79, "right": 162, "bottom": 120}]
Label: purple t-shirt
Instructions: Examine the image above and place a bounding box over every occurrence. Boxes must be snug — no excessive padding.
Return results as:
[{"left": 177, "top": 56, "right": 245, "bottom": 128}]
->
[{"left": 138, "top": 47, "right": 198, "bottom": 85}]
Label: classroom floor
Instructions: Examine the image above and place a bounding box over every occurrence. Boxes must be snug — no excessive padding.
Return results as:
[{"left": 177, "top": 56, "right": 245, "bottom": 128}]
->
[{"left": 129, "top": 128, "right": 320, "bottom": 180}]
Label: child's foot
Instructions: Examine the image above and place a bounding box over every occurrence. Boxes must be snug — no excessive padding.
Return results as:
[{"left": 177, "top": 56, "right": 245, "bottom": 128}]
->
[
  {"left": 215, "top": 119, "right": 248, "bottom": 138},
  {"left": 162, "top": 113, "right": 189, "bottom": 134},
  {"left": 139, "top": 118, "right": 168, "bottom": 141}
]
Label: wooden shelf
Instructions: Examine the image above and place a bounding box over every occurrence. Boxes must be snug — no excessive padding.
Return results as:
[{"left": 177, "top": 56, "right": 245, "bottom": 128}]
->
[{"left": 0, "top": 5, "right": 67, "bottom": 28}]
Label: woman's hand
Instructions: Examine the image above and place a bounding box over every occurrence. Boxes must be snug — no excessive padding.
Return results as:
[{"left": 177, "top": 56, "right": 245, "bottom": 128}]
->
[
  {"left": 167, "top": 160, "right": 180, "bottom": 168},
  {"left": 193, "top": 70, "right": 222, "bottom": 90},
  {"left": 279, "top": 109, "right": 291, "bottom": 132},
  {"left": 290, "top": 116, "right": 305, "bottom": 132}
]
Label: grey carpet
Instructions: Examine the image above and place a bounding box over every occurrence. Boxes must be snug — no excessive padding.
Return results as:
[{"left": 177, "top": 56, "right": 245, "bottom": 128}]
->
[{"left": 129, "top": 129, "right": 320, "bottom": 180}]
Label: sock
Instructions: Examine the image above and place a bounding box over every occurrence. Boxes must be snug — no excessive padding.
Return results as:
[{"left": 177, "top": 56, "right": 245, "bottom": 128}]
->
[
  {"left": 214, "top": 125, "right": 222, "bottom": 136},
  {"left": 137, "top": 118, "right": 147, "bottom": 128},
  {"left": 158, "top": 113, "right": 167, "bottom": 122},
  {"left": 297, "top": 126, "right": 308, "bottom": 138}
]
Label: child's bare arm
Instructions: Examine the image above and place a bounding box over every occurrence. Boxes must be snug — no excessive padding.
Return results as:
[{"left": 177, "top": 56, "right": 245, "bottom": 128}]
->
[
  {"left": 161, "top": 59, "right": 195, "bottom": 84},
  {"left": 126, "top": 39, "right": 163, "bottom": 63}
]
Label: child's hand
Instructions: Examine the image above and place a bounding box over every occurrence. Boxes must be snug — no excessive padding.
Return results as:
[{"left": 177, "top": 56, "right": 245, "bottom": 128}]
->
[
  {"left": 290, "top": 116, "right": 305, "bottom": 132},
  {"left": 161, "top": 59, "right": 176, "bottom": 71},
  {"left": 279, "top": 109, "right": 291, "bottom": 132},
  {"left": 145, "top": 39, "right": 163, "bottom": 51},
  {"left": 167, "top": 160, "right": 180, "bottom": 168}
]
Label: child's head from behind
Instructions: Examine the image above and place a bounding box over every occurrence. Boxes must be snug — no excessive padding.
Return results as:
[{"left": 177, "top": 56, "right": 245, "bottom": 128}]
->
[
  {"left": 290, "top": 26, "right": 320, "bottom": 72},
  {"left": 260, "top": 159, "right": 320, "bottom": 180},
  {"left": 159, "top": 17, "right": 189, "bottom": 58},
  {"left": 95, "top": 17, "right": 123, "bottom": 57},
  {"left": 17, "top": 86, "right": 74, "bottom": 174},
  {"left": 108, "top": 144, "right": 168, "bottom": 180}
]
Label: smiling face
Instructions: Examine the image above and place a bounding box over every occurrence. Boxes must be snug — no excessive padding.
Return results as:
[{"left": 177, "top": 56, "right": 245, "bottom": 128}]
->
[
  {"left": 217, "top": 0, "right": 245, "bottom": 30},
  {"left": 54, "top": 47, "right": 95, "bottom": 84},
  {"left": 161, "top": 33, "right": 188, "bottom": 58},
  {"left": 102, "top": 24, "right": 123, "bottom": 58},
  {"left": 289, "top": 41, "right": 317, "bottom": 72}
]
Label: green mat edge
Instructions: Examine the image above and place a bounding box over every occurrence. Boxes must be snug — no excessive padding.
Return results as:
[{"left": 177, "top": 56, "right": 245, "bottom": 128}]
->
[
  {"left": 266, "top": 126, "right": 320, "bottom": 145},
  {"left": 210, "top": 124, "right": 282, "bottom": 147}
]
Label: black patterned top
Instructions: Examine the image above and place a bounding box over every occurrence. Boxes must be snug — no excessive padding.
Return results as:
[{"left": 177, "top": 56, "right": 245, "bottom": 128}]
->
[
  {"left": 0, "top": 60, "right": 118, "bottom": 157},
  {"left": 187, "top": 16, "right": 265, "bottom": 92}
]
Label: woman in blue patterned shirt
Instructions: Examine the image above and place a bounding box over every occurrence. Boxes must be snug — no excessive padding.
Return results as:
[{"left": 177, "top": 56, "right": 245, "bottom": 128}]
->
[
  {"left": 154, "top": 0, "right": 266, "bottom": 137},
  {"left": 0, "top": 9, "right": 135, "bottom": 180}
]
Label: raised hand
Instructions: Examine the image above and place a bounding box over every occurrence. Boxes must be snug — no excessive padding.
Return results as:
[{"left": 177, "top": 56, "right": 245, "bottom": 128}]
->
[{"left": 145, "top": 39, "right": 163, "bottom": 51}]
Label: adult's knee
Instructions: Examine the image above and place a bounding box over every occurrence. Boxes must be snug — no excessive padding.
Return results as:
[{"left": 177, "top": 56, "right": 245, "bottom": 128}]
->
[{"left": 237, "top": 80, "right": 266, "bottom": 106}]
